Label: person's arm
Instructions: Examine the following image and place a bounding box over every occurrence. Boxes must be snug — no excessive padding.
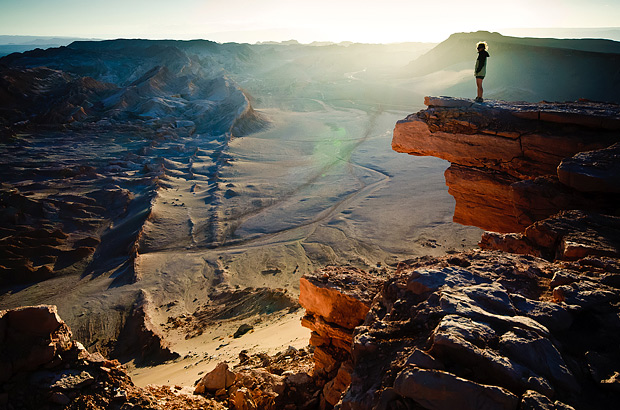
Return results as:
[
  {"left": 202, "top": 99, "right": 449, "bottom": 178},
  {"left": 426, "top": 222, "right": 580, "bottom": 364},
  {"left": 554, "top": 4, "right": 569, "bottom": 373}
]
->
[{"left": 475, "top": 53, "right": 486, "bottom": 75}]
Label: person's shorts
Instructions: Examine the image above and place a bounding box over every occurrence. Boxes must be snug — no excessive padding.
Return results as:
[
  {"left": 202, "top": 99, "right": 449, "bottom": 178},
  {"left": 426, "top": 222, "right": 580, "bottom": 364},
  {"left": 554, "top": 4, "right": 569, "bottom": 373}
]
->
[{"left": 475, "top": 75, "right": 485, "bottom": 79}]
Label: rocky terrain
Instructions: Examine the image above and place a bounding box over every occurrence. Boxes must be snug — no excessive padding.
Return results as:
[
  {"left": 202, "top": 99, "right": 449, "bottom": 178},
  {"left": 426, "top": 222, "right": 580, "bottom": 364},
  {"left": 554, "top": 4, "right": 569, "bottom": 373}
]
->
[
  {"left": 300, "top": 249, "right": 620, "bottom": 410},
  {"left": 4, "top": 242, "right": 620, "bottom": 409},
  {"left": 1, "top": 305, "right": 218, "bottom": 410},
  {"left": 2, "top": 34, "right": 620, "bottom": 409},
  {"left": 4, "top": 96, "right": 619, "bottom": 410},
  {"left": 0, "top": 40, "right": 265, "bottom": 287},
  {"left": 0, "top": 304, "right": 320, "bottom": 410}
]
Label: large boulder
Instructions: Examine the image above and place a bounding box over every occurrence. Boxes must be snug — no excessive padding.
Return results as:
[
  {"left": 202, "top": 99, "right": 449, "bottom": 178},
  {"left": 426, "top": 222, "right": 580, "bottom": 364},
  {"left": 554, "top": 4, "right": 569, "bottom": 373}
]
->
[
  {"left": 481, "top": 210, "right": 620, "bottom": 261},
  {"left": 299, "top": 266, "right": 383, "bottom": 406},
  {"left": 558, "top": 142, "right": 620, "bottom": 193},
  {"left": 0, "top": 305, "right": 73, "bottom": 382},
  {"left": 194, "top": 362, "right": 237, "bottom": 394},
  {"left": 393, "top": 368, "right": 519, "bottom": 410},
  {"left": 299, "top": 266, "right": 382, "bottom": 329}
]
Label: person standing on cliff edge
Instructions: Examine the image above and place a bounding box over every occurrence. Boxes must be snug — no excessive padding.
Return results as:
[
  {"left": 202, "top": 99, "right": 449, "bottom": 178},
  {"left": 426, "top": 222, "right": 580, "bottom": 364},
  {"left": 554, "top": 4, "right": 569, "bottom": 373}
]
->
[{"left": 474, "top": 41, "right": 489, "bottom": 102}]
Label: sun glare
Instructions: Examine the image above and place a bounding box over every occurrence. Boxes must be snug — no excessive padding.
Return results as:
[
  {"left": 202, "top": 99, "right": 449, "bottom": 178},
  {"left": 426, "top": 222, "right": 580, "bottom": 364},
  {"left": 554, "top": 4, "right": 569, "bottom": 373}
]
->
[{"left": 0, "top": 0, "right": 619, "bottom": 43}]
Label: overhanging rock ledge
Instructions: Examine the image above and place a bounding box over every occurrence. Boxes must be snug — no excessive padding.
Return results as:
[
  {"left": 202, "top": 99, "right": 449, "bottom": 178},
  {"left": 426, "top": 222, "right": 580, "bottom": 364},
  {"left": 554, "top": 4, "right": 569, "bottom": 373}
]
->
[{"left": 392, "top": 96, "right": 620, "bottom": 233}]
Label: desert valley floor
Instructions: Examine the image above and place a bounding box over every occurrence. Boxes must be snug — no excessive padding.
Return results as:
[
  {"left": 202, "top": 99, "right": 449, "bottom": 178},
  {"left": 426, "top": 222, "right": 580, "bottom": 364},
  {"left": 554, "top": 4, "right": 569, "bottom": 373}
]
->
[{"left": 0, "top": 104, "right": 482, "bottom": 385}]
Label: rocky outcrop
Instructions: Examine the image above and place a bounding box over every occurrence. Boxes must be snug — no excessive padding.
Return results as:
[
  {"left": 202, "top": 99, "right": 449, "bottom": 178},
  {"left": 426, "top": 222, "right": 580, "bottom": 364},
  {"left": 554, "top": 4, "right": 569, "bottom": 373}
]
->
[
  {"left": 306, "top": 96, "right": 616, "bottom": 409},
  {"left": 299, "top": 266, "right": 383, "bottom": 408},
  {"left": 480, "top": 210, "right": 620, "bottom": 261},
  {"left": 0, "top": 304, "right": 222, "bottom": 409},
  {"left": 392, "top": 97, "right": 620, "bottom": 233},
  {"left": 558, "top": 142, "right": 620, "bottom": 193},
  {"left": 279, "top": 95, "right": 618, "bottom": 409},
  {"left": 193, "top": 347, "right": 322, "bottom": 410},
  {"left": 0, "top": 305, "right": 74, "bottom": 384},
  {"left": 295, "top": 251, "right": 620, "bottom": 410}
]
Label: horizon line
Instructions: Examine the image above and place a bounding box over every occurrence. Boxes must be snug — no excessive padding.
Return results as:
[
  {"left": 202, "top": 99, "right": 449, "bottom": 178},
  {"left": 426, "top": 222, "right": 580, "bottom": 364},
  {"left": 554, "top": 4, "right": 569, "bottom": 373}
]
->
[{"left": 1, "top": 27, "right": 620, "bottom": 46}]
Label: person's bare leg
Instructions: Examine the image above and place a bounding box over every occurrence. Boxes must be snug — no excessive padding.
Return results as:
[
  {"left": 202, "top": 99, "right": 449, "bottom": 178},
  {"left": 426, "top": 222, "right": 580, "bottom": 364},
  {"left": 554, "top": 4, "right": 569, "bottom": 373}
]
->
[{"left": 476, "top": 78, "right": 483, "bottom": 99}]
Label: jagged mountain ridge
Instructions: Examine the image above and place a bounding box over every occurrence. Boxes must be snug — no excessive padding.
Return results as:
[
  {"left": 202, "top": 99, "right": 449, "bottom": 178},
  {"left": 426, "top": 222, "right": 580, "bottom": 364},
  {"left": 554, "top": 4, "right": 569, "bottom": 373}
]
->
[
  {"left": 4, "top": 33, "right": 619, "bottom": 107},
  {"left": 0, "top": 66, "right": 118, "bottom": 124}
]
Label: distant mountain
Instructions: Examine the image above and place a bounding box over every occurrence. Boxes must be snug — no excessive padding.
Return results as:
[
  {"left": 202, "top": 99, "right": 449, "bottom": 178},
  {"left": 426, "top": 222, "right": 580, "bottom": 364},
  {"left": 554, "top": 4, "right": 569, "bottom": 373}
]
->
[
  {"left": 0, "top": 35, "right": 96, "bottom": 45},
  {"left": 0, "top": 35, "right": 99, "bottom": 57},
  {"left": 500, "top": 27, "right": 620, "bottom": 42},
  {"left": 401, "top": 31, "right": 620, "bottom": 103}
]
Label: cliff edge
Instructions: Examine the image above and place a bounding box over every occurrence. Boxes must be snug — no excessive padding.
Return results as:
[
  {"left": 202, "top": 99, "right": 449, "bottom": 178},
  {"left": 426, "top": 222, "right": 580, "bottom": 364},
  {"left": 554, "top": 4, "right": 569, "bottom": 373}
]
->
[{"left": 392, "top": 97, "right": 620, "bottom": 233}]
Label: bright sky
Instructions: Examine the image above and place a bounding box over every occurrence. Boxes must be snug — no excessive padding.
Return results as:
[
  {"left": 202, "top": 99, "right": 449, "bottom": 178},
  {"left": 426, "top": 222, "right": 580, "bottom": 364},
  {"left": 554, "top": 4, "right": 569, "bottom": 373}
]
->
[{"left": 1, "top": 0, "right": 619, "bottom": 43}]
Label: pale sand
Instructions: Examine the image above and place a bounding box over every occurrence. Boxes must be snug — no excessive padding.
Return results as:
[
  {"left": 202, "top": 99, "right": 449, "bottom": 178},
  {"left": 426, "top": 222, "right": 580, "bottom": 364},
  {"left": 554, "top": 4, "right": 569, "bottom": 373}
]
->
[
  {"left": 125, "top": 107, "right": 481, "bottom": 386},
  {"left": 129, "top": 310, "right": 309, "bottom": 387}
]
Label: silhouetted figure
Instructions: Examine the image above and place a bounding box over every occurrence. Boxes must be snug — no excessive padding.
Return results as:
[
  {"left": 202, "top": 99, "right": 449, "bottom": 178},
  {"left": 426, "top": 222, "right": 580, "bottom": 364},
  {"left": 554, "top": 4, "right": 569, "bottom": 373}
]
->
[{"left": 474, "top": 42, "right": 489, "bottom": 102}]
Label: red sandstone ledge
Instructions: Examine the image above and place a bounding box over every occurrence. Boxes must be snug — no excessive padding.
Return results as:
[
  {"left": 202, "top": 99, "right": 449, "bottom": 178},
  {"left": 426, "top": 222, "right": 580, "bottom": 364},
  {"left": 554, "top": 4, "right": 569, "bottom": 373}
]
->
[{"left": 392, "top": 96, "right": 620, "bottom": 233}]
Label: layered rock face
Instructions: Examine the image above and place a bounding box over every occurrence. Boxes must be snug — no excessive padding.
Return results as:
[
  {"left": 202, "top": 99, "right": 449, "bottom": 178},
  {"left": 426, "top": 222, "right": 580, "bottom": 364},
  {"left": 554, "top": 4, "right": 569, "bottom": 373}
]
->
[
  {"left": 297, "top": 251, "right": 620, "bottom": 410},
  {"left": 392, "top": 97, "right": 620, "bottom": 233},
  {"left": 299, "top": 266, "right": 383, "bottom": 407},
  {"left": 558, "top": 142, "right": 620, "bottom": 193},
  {"left": 1, "top": 305, "right": 74, "bottom": 384},
  {"left": 480, "top": 210, "right": 620, "bottom": 261}
]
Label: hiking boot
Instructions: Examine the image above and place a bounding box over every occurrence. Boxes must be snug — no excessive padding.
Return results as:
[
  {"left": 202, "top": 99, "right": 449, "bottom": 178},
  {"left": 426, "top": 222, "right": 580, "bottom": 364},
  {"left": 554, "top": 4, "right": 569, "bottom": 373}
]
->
[{"left": 474, "top": 97, "right": 483, "bottom": 102}]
